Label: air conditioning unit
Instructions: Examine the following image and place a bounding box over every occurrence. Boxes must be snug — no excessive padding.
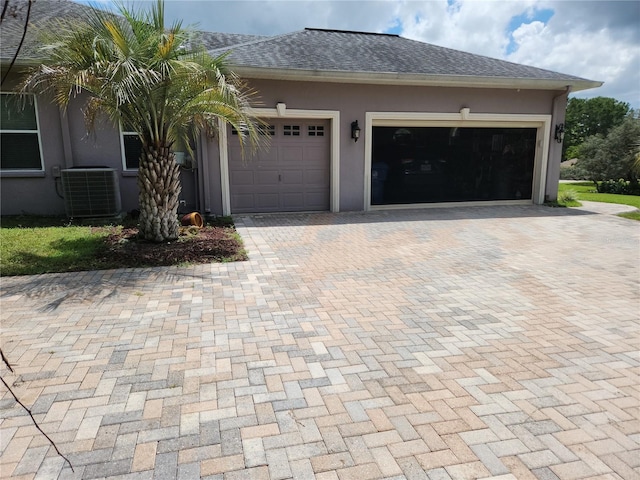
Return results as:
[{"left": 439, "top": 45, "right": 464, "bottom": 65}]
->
[{"left": 61, "top": 167, "right": 122, "bottom": 217}]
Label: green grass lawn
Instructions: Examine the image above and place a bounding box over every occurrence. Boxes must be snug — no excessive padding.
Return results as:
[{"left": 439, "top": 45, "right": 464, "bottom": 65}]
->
[
  {"left": 558, "top": 182, "right": 640, "bottom": 210},
  {"left": 618, "top": 210, "right": 640, "bottom": 221},
  {"left": 1, "top": 215, "right": 246, "bottom": 276},
  {"left": 1, "top": 223, "right": 111, "bottom": 276}
]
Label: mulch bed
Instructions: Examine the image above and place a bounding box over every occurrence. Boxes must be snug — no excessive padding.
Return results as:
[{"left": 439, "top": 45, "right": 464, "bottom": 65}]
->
[{"left": 95, "top": 225, "right": 247, "bottom": 268}]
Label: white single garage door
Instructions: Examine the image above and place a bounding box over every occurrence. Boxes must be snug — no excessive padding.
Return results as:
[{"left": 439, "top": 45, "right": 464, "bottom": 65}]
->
[{"left": 228, "top": 119, "right": 330, "bottom": 213}]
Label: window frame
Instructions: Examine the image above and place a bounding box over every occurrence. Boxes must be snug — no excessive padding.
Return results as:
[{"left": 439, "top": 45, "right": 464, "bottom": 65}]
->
[
  {"left": 119, "top": 125, "right": 143, "bottom": 172},
  {"left": 0, "top": 92, "right": 44, "bottom": 173}
]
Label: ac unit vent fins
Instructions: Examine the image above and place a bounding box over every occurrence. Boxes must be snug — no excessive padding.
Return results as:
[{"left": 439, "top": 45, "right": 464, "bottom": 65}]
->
[{"left": 61, "top": 168, "right": 122, "bottom": 217}]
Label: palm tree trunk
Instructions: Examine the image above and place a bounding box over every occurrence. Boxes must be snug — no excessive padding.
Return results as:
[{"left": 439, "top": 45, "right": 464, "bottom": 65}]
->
[{"left": 137, "top": 144, "right": 182, "bottom": 242}]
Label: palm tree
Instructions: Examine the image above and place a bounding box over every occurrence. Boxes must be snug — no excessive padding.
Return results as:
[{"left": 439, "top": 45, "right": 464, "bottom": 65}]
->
[{"left": 21, "top": 0, "right": 260, "bottom": 242}]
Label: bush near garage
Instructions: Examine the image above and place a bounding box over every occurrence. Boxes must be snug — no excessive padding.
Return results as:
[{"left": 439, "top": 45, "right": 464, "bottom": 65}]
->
[{"left": 597, "top": 179, "right": 640, "bottom": 195}]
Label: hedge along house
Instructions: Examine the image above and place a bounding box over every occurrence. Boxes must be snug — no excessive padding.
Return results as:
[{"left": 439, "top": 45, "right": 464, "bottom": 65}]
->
[{"left": 0, "top": 1, "right": 602, "bottom": 218}]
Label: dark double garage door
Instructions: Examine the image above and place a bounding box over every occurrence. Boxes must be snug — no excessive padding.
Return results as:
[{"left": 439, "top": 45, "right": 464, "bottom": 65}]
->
[
  {"left": 229, "top": 119, "right": 330, "bottom": 213},
  {"left": 371, "top": 126, "right": 537, "bottom": 205}
]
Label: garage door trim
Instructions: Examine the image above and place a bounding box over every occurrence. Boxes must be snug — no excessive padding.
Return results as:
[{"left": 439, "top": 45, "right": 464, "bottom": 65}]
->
[
  {"left": 219, "top": 107, "right": 340, "bottom": 216},
  {"left": 363, "top": 110, "right": 552, "bottom": 210}
]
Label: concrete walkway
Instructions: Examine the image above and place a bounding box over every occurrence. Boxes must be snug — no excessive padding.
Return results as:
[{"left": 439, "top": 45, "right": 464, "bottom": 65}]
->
[
  {"left": 1, "top": 205, "right": 639, "bottom": 479},
  {"left": 573, "top": 200, "right": 637, "bottom": 215}
]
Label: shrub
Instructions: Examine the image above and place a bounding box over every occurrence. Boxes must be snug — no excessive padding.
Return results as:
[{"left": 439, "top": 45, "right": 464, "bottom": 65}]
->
[
  {"left": 558, "top": 189, "right": 578, "bottom": 204},
  {"left": 597, "top": 179, "right": 640, "bottom": 195}
]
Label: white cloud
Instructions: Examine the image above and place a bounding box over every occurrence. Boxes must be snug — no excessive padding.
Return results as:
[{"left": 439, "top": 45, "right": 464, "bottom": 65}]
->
[
  {"left": 511, "top": 25, "right": 627, "bottom": 81},
  {"left": 390, "top": 0, "right": 639, "bottom": 108},
  {"left": 504, "top": 6, "right": 639, "bottom": 107},
  {"left": 510, "top": 21, "right": 546, "bottom": 48},
  {"left": 392, "top": 0, "right": 545, "bottom": 58}
]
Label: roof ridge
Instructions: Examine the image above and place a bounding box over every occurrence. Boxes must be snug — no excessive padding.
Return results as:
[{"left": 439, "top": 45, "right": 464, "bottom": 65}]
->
[
  {"left": 198, "top": 30, "right": 267, "bottom": 38},
  {"left": 305, "top": 28, "right": 399, "bottom": 38},
  {"left": 207, "top": 30, "right": 303, "bottom": 54}
]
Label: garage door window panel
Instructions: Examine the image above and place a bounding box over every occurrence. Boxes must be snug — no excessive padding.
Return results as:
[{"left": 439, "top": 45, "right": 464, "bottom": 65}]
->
[
  {"left": 283, "top": 125, "right": 301, "bottom": 136},
  {"left": 371, "top": 126, "right": 536, "bottom": 205},
  {"left": 308, "top": 125, "right": 325, "bottom": 136},
  {"left": 259, "top": 125, "right": 276, "bottom": 136}
]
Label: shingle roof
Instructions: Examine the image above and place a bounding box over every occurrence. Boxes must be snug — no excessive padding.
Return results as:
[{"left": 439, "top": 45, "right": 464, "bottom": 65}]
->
[
  {"left": 1, "top": 0, "right": 94, "bottom": 61},
  {"left": 0, "top": 0, "right": 263, "bottom": 62},
  {"left": 210, "top": 28, "right": 600, "bottom": 91},
  {"left": 199, "top": 31, "right": 265, "bottom": 51},
  {"left": 2, "top": 2, "right": 600, "bottom": 92}
]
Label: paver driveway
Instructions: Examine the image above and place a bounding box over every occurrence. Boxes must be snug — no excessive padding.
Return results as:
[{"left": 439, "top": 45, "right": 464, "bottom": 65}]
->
[{"left": 1, "top": 205, "right": 639, "bottom": 480}]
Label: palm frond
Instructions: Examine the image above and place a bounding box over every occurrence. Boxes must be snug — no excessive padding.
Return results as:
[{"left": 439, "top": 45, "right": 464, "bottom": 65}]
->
[{"left": 20, "top": 0, "right": 262, "bottom": 159}]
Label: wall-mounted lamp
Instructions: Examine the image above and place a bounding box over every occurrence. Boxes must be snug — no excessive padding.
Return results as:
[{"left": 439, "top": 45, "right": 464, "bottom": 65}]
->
[
  {"left": 554, "top": 123, "right": 565, "bottom": 143},
  {"left": 351, "top": 120, "right": 361, "bottom": 142}
]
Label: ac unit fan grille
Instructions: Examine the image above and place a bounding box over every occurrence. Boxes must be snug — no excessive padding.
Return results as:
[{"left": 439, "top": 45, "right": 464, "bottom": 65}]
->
[{"left": 61, "top": 168, "right": 122, "bottom": 217}]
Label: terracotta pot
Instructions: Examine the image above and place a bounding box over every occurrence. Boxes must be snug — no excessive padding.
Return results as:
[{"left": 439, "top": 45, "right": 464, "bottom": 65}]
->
[{"left": 181, "top": 212, "right": 203, "bottom": 228}]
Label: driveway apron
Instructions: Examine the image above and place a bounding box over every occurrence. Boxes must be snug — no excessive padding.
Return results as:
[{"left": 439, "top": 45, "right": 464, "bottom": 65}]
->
[{"left": 1, "top": 205, "right": 638, "bottom": 479}]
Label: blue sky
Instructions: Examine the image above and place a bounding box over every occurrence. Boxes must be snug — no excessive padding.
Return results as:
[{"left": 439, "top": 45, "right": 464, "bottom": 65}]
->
[{"left": 80, "top": 0, "right": 640, "bottom": 109}]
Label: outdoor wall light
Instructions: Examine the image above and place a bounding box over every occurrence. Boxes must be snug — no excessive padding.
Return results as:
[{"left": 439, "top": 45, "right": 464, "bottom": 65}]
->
[
  {"left": 351, "top": 120, "right": 361, "bottom": 142},
  {"left": 555, "top": 123, "right": 565, "bottom": 143}
]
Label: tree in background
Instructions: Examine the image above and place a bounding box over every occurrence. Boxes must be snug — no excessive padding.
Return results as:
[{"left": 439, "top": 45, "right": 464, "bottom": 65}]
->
[
  {"left": 563, "top": 96, "right": 630, "bottom": 160},
  {"left": 578, "top": 113, "right": 640, "bottom": 187},
  {"left": 21, "top": 0, "right": 261, "bottom": 242}
]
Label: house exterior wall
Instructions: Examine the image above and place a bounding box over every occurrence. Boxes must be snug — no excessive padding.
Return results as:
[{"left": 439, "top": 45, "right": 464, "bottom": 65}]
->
[
  {"left": 1, "top": 90, "right": 67, "bottom": 215},
  {"left": 2, "top": 75, "right": 565, "bottom": 217},
  {"left": 204, "top": 79, "right": 563, "bottom": 215},
  {"left": 1, "top": 82, "right": 198, "bottom": 216}
]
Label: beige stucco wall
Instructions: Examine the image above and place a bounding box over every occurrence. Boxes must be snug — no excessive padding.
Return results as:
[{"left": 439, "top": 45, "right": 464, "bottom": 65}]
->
[
  {"left": 202, "top": 79, "right": 564, "bottom": 214},
  {"left": 2, "top": 73, "right": 565, "bottom": 217},
  {"left": 1, "top": 80, "right": 198, "bottom": 216}
]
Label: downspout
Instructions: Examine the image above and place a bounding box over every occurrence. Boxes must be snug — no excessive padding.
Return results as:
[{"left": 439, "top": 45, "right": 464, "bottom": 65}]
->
[
  {"left": 53, "top": 106, "right": 74, "bottom": 201},
  {"left": 197, "top": 133, "right": 211, "bottom": 216},
  {"left": 194, "top": 164, "right": 200, "bottom": 213},
  {"left": 58, "top": 107, "right": 73, "bottom": 168}
]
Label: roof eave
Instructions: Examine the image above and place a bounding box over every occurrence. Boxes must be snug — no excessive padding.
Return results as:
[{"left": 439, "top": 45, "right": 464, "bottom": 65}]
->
[
  {"left": 0, "top": 59, "right": 604, "bottom": 93},
  {"left": 230, "top": 65, "right": 603, "bottom": 92}
]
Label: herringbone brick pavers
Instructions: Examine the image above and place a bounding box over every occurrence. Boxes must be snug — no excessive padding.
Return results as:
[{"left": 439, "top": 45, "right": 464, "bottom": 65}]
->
[{"left": 1, "top": 204, "right": 639, "bottom": 479}]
